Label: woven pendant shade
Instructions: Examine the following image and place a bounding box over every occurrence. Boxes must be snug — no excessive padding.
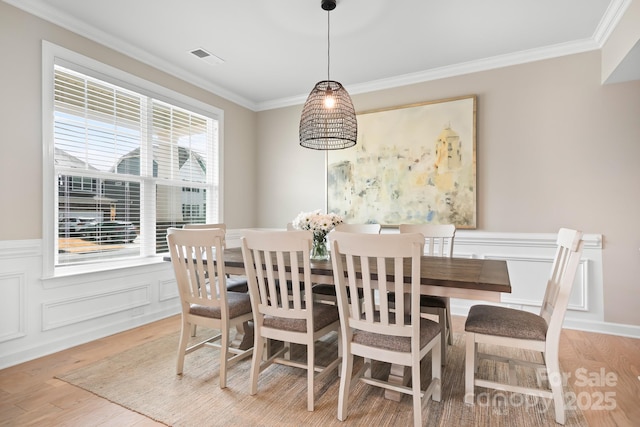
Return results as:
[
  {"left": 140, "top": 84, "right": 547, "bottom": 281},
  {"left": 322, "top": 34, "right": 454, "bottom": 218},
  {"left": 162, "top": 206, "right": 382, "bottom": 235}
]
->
[
  {"left": 299, "top": 0, "right": 357, "bottom": 150},
  {"left": 299, "top": 80, "right": 357, "bottom": 150}
]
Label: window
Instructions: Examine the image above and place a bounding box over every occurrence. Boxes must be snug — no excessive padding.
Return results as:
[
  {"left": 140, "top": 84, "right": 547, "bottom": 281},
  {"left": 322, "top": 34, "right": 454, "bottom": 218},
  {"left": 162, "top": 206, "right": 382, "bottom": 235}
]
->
[{"left": 43, "top": 42, "right": 222, "bottom": 275}]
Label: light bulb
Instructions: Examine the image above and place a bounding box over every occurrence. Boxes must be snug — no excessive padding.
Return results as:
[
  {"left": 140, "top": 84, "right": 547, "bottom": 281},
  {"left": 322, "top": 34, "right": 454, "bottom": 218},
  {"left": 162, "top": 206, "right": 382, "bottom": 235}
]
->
[{"left": 324, "top": 89, "right": 335, "bottom": 108}]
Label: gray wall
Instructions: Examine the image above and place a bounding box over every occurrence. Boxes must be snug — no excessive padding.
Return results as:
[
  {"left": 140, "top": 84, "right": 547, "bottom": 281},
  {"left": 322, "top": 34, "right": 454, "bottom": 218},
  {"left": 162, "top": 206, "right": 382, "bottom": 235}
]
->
[{"left": 255, "top": 52, "right": 640, "bottom": 327}]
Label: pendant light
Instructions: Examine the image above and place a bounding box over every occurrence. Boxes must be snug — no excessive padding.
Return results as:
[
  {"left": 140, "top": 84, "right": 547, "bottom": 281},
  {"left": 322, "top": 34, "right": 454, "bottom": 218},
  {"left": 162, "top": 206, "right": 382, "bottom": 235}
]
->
[{"left": 299, "top": 0, "right": 357, "bottom": 150}]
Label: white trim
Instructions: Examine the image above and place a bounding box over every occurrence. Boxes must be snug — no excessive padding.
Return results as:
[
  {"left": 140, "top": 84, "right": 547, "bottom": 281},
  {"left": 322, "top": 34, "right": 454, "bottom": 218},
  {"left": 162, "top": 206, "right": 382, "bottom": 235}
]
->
[
  {"left": 42, "top": 284, "right": 152, "bottom": 331},
  {"left": 9, "top": 0, "right": 628, "bottom": 112},
  {"left": 454, "top": 230, "right": 602, "bottom": 249},
  {"left": 258, "top": 39, "right": 601, "bottom": 111},
  {"left": 0, "top": 272, "right": 27, "bottom": 342}
]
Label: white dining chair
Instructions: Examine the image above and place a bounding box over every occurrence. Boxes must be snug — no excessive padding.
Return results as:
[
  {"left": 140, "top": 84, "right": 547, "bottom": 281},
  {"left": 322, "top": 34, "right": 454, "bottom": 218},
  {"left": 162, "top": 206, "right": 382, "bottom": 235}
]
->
[
  {"left": 464, "top": 228, "right": 584, "bottom": 425},
  {"left": 241, "top": 229, "right": 341, "bottom": 411},
  {"left": 166, "top": 228, "right": 253, "bottom": 388},
  {"left": 399, "top": 223, "right": 456, "bottom": 365},
  {"left": 329, "top": 231, "right": 441, "bottom": 427},
  {"left": 182, "top": 223, "right": 250, "bottom": 342}
]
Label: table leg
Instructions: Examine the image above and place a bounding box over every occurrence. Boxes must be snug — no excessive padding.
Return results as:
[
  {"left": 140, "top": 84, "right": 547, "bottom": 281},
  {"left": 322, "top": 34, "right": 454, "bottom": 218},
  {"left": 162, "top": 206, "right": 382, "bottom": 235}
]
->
[
  {"left": 384, "top": 364, "right": 411, "bottom": 401},
  {"left": 231, "top": 321, "right": 254, "bottom": 350}
]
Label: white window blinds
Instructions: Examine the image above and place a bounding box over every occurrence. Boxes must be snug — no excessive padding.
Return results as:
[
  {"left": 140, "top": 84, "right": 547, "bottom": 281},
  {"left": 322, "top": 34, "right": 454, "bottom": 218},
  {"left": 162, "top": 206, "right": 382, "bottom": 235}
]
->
[{"left": 53, "top": 65, "right": 218, "bottom": 267}]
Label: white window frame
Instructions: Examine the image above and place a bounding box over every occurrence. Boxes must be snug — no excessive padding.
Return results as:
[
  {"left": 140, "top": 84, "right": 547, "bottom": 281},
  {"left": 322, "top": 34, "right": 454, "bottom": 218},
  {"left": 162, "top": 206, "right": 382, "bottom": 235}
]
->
[{"left": 42, "top": 41, "right": 225, "bottom": 278}]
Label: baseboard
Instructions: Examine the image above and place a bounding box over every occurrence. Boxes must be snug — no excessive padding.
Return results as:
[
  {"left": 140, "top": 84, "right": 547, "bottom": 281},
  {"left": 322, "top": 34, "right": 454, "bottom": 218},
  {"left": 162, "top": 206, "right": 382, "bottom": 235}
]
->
[{"left": 562, "top": 318, "right": 640, "bottom": 339}]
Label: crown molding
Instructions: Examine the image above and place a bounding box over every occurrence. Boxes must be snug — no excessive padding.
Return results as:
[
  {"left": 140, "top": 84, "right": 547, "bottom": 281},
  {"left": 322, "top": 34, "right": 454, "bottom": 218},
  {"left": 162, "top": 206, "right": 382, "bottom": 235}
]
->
[{"left": 6, "top": 0, "right": 627, "bottom": 112}]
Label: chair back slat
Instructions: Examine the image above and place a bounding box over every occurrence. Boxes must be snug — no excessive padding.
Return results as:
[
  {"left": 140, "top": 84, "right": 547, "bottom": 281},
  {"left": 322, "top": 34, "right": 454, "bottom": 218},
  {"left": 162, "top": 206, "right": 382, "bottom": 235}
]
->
[
  {"left": 399, "top": 223, "right": 455, "bottom": 257},
  {"left": 242, "top": 230, "right": 314, "bottom": 321},
  {"left": 167, "top": 228, "right": 227, "bottom": 310},
  {"left": 540, "top": 228, "right": 584, "bottom": 339},
  {"left": 330, "top": 231, "right": 424, "bottom": 338}
]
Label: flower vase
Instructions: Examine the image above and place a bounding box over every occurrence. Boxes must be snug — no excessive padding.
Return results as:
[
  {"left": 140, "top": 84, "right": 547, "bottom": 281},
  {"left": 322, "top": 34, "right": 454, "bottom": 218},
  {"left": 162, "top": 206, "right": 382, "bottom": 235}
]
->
[{"left": 310, "top": 233, "right": 330, "bottom": 261}]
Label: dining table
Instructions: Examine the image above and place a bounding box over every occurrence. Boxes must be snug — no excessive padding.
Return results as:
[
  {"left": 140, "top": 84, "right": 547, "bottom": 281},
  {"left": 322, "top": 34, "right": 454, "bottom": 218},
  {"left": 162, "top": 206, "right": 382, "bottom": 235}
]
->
[
  {"left": 167, "top": 246, "right": 512, "bottom": 401},
  {"left": 222, "top": 247, "right": 511, "bottom": 301}
]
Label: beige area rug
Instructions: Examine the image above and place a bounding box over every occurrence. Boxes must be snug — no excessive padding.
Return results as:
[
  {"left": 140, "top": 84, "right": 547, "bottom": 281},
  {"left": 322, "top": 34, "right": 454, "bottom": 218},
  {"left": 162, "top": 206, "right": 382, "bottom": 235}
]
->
[{"left": 57, "top": 329, "right": 586, "bottom": 426}]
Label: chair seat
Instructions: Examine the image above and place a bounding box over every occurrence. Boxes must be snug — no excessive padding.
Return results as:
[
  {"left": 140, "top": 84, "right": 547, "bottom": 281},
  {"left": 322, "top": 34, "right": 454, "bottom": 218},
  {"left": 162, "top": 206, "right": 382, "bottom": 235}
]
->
[
  {"left": 263, "top": 303, "right": 339, "bottom": 333},
  {"left": 420, "top": 295, "right": 447, "bottom": 308},
  {"left": 226, "top": 276, "right": 249, "bottom": 293},
  {"left": 465, "top": 304, "right": 548, "bottom": 341},
  {"left": 189, "top": 292, "right": 252, "bottom": 319},
  {"left": 353, "top": 317, "right": 440, "bottom": 353}
]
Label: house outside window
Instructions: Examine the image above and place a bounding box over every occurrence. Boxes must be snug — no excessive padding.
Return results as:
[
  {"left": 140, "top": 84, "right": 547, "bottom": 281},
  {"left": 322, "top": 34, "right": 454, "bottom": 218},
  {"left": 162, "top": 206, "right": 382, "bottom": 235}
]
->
[{"left": 43, "top": 42, "right": 222, "bottom": 275}]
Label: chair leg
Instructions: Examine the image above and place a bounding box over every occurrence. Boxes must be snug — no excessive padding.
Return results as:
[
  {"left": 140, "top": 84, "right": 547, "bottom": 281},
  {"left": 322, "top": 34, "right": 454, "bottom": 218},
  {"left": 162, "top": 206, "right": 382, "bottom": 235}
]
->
[
  {"left": 546, "top": 353, "right": 566, "bottom": 424},
  {"left": 307, "top": 341, "right": 315, "bottom": 411},
  {"left": 219, "top": 326, "right": 229, "bottom": 389},
  {"left": 411, "top": 355, "right": 422, "bottom": 427},
  {"left": 444, "top": 299, "right": 453, "bottom": 345},
  {"left": 337, "top": 330, "right": 342, "bottom": 378},
  {"left": 464, "top": 332, "right": 476, "bottom": 404},
  {"left": 438, "top": 307, "right": 447, "bottom": 365},
  {"left": 284, "top": 341, "right": 291, "bottom": 360},
  {"left": 176, "top": 320, "right": 190, "bottom": 375},
  {"left": 337, "top": 352, "right": 354, "bottom": 421},
  {"left": 249, "top": 335, "right": 265, "bottom": 395},
  {"left": 432, "top": 338, "right": 442, "bottom": 402}
]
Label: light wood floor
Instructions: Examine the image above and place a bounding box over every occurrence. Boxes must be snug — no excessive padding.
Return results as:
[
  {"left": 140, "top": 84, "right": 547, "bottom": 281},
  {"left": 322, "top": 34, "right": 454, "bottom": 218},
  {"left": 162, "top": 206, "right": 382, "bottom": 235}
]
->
[{"left": 1, "top": 315, "right": 639, "bottom": 426}]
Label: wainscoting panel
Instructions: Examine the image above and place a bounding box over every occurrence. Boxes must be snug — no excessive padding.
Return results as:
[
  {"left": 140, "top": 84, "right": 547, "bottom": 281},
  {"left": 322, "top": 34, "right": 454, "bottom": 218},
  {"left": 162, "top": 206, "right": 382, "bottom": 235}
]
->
[
  {"left": 0, "top": 231, "right": 637, "bottom": 369},
  {"left": 0, "top": 272, "right": 26, "bottom": 343},
  {"left": 487, "top": 255, "right": 588, "bottom": 311},
  {"left": 159, "top": 278, "right": 180, "bottom": 302},
  {"left": 42, "top": 284, "right": 152, "bottom": 331},
  {"left": 0, "top": 239, "right": 180, "bottom": 370}
]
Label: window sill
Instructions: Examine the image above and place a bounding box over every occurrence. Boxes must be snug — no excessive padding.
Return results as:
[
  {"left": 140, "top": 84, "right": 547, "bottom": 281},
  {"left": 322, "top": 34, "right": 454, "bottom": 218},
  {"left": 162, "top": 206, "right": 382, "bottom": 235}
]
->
[{"left": 41, "top": 255, "right": 171, "bottom": 287}]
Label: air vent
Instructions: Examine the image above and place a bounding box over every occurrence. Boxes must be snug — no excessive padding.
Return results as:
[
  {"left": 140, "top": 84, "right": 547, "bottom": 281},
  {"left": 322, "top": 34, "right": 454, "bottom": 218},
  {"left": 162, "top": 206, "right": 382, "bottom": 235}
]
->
[
  {"left": 189, "top": 47, "right": 224, "bottom": 65},
  {"left": 190, "top": 48, "right": 210, "bottom": 58}
]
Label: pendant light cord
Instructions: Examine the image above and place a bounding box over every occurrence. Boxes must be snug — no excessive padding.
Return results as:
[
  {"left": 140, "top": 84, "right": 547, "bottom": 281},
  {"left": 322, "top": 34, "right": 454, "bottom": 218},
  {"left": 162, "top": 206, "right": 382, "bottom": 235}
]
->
[{"left": 327, "top": 9, "right": 331, "bottom": 82}]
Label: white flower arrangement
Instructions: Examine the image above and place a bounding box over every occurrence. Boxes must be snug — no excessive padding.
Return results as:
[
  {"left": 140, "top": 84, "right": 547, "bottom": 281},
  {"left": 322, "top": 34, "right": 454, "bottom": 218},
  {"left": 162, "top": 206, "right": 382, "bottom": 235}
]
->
[{"left": 292, "top": 210, "right": 343, "bottom": 237}]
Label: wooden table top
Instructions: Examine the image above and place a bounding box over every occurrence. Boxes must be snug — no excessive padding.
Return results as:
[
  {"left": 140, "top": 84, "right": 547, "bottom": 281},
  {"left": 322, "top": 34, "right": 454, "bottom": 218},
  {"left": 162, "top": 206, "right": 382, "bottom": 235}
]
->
[{"left": 222, "top": 247, "right": 511, "bottom": 295}]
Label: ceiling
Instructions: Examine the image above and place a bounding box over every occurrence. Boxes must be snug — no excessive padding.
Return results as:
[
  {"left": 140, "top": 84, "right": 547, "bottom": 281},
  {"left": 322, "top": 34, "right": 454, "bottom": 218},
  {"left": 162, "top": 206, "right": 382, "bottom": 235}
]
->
[{"left": 7, "top": 0, "right": 631, "bottom": 111}]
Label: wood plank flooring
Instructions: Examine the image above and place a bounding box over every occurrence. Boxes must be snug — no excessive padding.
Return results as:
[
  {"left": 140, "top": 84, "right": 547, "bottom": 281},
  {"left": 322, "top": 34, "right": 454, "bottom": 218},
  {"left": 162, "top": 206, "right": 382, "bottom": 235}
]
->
[{"left": 1, "top": 315, "right": 638, "bottom": 426}]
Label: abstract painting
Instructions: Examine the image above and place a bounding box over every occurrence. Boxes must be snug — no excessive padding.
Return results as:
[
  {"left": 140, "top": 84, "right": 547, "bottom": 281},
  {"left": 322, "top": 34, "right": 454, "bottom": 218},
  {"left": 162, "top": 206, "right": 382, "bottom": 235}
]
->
[{"left": 327, "top": 95, "right": 476, "bottom": 228}]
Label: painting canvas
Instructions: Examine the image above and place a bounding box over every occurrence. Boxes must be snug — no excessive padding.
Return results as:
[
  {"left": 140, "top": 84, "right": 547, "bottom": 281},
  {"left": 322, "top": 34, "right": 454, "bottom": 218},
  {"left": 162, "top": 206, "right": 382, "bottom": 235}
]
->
[{"left": 327, "top": 95, "right": 476, "bottom": 228}]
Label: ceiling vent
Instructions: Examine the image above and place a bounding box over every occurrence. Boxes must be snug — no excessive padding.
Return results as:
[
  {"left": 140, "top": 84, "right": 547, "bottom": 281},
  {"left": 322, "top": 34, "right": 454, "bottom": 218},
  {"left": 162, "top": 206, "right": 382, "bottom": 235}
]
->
[{"left": 189, "top": 48, "right": 224, "bottom": 65}]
